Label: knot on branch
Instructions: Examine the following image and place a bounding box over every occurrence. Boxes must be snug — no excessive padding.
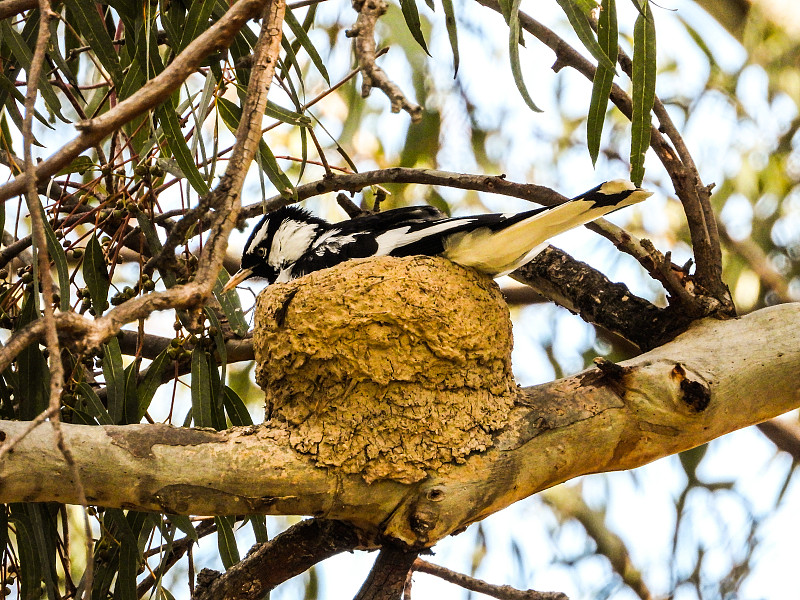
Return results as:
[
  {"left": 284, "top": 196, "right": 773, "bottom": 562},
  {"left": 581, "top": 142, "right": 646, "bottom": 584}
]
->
[{"left": 253, "top": 256, "right": 515, "bottom": 484}]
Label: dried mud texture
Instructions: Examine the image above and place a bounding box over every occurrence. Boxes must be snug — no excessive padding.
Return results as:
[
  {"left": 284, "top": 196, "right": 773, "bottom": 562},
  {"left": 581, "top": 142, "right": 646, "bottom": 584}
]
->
[{"left": 253, "top": 256, "right": 516, "bottom": 484}]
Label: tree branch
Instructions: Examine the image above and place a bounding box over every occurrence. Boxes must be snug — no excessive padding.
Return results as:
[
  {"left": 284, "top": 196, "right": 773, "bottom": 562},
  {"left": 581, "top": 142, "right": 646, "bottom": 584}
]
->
[
  {"left": 413, "top": 559, "right": 568, "bottom": 600},
  {"left": 0, "top": 0, "right": 270, "bottom": 204},
  {"left": 346, "top": 0, "right": 422, "bottom": 122},
  {"left": 192, "top": 519, "right": 362, "bottom": 600},
  {"left": 511, "top": 246, "right": 692, "bottom": 350},
  {"left": 354, "top": 545, "right": 419, "bottom": 600},
  {"left": 1, "top": 284, "right": 797, "bottom": 545}
]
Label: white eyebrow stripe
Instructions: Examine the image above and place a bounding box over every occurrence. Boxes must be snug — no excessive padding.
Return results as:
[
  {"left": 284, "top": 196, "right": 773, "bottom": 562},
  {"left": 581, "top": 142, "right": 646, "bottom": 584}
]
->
[{"left": 246, "top": 219, "right": 272, "bottom": 251}]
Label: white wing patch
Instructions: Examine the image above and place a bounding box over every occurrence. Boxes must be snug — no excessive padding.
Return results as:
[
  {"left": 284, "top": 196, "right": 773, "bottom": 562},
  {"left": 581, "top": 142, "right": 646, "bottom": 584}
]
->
[
  {"left": 374, "top": 219, "right": 477, "bottom": 255},
  {"left": 312, "top": 230, "right": 361, "bottom": 256},
  {"left": 269, "top": 218, "right": 319, "bottom": 268}
]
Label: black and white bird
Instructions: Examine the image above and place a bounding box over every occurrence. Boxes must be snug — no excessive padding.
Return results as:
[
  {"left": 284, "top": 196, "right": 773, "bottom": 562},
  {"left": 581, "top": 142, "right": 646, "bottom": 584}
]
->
[{"left": 222, "top": 179, "right": 651, "bottom": 292}]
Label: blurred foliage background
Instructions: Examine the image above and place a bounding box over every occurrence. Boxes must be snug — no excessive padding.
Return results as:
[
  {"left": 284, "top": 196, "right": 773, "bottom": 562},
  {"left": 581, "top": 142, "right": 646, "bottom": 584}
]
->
[{"left": 0, "top": 0, "right": 798, "bottom": 598}]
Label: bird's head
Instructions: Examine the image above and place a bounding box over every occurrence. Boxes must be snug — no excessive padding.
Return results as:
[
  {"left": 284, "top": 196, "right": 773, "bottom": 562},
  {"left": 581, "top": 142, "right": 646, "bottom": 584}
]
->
[{"left": 222, "top": 206, "right": 327, "bottom": 292}]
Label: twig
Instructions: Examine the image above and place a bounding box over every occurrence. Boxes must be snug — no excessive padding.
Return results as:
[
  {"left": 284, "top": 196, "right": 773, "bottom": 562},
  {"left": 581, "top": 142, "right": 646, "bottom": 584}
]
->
[
  {"left": 413, "top": 559, "right": 568, "bottom": 600},
  {"left": 0, "top": 0, "right": 271, "bottom": 204},
  {"left": 353, "top": 545, "right": 419, "bottom": 600},
  {"left": 586, "top": 218, "right": 692, "bottom": 303},
  {"left": 192, "top": 519, "right": 362, "bottom": 600},
  {"left": 20, "top": 3, "right": 94, "bottom": 595},
  {"left": 137, "top": 519, "right": 218, "bottom": 598},
  {"left": 758, "top": 419, "right": 800, "bottom": 462},
  {"left": 346, "top": 0, "right": 422, "bottom": 122},
  {"left": 0, "top": 0, "right": 37, "bottom": 20}
]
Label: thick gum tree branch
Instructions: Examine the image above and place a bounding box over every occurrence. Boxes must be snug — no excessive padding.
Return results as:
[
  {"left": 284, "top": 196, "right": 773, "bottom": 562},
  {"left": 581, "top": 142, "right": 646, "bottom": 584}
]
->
[{"left": 0, "top": 288, "right": 797, "bottom": 544}]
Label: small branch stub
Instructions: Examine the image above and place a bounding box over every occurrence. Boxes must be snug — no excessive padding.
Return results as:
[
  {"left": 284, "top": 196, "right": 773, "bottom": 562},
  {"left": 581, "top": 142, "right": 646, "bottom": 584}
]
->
[{"left": 252, "top": 256, "right": 516, "bottom": 484}]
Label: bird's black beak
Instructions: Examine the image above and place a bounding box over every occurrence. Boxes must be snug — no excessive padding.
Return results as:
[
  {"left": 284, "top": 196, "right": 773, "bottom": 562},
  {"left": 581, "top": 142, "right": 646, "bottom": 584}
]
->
[{"left": 221, "top": 267, "right": 254, "bottom": 293}]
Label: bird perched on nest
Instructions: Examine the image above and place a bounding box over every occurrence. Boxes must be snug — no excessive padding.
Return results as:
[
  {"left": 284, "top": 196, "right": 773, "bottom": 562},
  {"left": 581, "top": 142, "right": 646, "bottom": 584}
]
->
[{"left": 222, "top": 179, "right": 651, "bottom": 292}]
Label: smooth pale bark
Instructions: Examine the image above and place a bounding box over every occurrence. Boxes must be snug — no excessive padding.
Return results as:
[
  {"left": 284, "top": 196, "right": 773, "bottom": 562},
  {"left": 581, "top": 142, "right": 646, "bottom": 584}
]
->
[{"left": 0, "top": 303, "right": 798, "bottom": 546}]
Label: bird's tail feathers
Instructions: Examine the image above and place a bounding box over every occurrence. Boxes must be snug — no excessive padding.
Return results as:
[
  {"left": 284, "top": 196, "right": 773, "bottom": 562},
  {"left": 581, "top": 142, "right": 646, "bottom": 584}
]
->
[{"left": 442, "top": 180, "right": 650, "bottom": 276}]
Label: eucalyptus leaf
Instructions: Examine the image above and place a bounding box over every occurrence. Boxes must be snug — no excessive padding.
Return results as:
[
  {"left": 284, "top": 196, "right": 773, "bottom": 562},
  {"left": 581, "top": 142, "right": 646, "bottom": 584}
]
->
[
  {"left": 399, "top": 0, "right": 431, "bottom": 54},
  {"left": 83, "top": 234, "right": 110, "bottom": 314},
  {"left": 215, "top": 516, "right": 240, "bottom": 569},
  {"left": 630, "top": 2, "right": 656, "bottom": 186},
  {"left": 191, "top": 346, "right": 214, "bottom": 428},
  {"left": 508, "top": 0, "right": 542, "bottom": 113},
  {"left": 587, "top": 0, "right": 617, "bottom": 165}
]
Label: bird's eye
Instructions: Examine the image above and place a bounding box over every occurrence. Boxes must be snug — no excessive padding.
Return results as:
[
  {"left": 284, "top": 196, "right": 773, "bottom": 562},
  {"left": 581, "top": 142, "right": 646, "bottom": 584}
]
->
[{"left": 258, "top": 247, "right": 268, "bottom": 258}]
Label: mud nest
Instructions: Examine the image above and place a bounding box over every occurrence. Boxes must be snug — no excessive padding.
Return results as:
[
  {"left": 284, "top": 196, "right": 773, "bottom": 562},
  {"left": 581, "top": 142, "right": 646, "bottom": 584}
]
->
[{"left": 253, "top": 255, "right": 516, "bottom": 483}]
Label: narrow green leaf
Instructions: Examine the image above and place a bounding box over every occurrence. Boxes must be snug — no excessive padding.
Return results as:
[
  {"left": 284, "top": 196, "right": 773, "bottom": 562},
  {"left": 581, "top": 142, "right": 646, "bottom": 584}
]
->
[
  {"left": 136, "top": 347, "right": 170, "bottom": 419},
  {"left": 123, "top": 361, "right": 140, "bottom": 424},
  {"left": 0, "top": 75, "right": 50, "bottom": 136},
  {"left": 56, "top": 155, "right": 96, "bottom": 176},
  {"left": 587, "top": 0, "right": 617, "bottom": 165},
  {"left": 9, "top": 510, "right": 41, "bottom": 600},
  {"left": 217, "top": 98, "right": 294, "bottom": 197},
  {"left": 215, "top": 516, "right": 240, "bottom": 569},
  {"left": 398, "top": 0, "right": 430, "bottom": 54},
  {"left": 15, "top": 296, "right": 49, "bottom": 420},
  {"left": 259, "top": 139, "right": 295, "bottom": 198},
  {"left": 208, "top": 350, "right": 226, "bottom": 430},
  {"left": 630, "top": 2, "right": 656, "bottom": 186},
  {"left": 222, "top": 386, "right": 253, "bottom": 426},
  {"left": 62, "top": 0, "right": 124, "bottom": 86},
  {"left": 249, "top": 515, "right": 268, "bottom": 544},
  {"left": 441, "top": 0, "right": 460, "bottom": 74},
  {"left": 192, "top": 73, "right": 219, "bottom": 165},
  {"left": 264, "top": 100, "right": 312, "bottom": 127},
  {"left": 70, "top": 407, "right": 99, "bottom": 425},
  {"left": 284, "top": 8, "right": 330, "bottom": 84},
  {"left": 76, "top": 382, "right": 114, "bottom": 426},
  {"left": 156, "top": 100, "right": 211, "bottom": 196},
  {"left": 213, "top": 271, "right": 249, "bottom": 337},
  {"left": 35, "top": 202, "right": 70, "bottom": 311},
  {"left": 0, "top": 20, "right": 66, "bottom": 123},
  {"left": 0, "top": 111, "right": 15, "bottom": 159},
  {"left": 554, "top": 0, "right": 617, "bottom": 72},
  {"left": 508, "top": 0, "right": 542, "bottom": 113},
  {"left": 167, "top": 515, "right": 199, "bottom": 542},
  {"left": 102, "top": 337, "right": 125, "bottom": 424},
  {"left": 47, "top": 19, "right": 84, "bottom": 102},
  {"left": 179, "top": 0, "right": 216, "bottom": 52},
  {"left": 191, "top": 346, "right": 213, "bottom": 428},
  {"left": 103, "top": 509, "right": 139, "bottom": 600},
  {"left": 83, "top": 234, "right": 110, "bottom": 314},
  {"left": 26, "top": 504, "right": 58, "bottom": 600}
]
